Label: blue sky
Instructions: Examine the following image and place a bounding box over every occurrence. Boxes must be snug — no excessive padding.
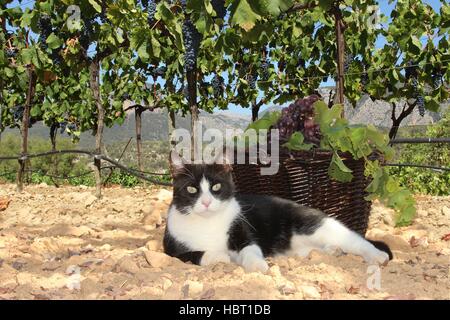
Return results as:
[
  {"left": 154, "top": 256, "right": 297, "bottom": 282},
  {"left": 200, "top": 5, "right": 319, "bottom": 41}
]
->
[{"left": 8, "top": 0, "right": 444, "bottom": 115}]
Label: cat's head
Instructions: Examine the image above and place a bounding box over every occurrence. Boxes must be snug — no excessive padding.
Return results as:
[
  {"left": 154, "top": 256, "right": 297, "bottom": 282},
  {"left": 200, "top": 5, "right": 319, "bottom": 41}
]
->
[{"left": 169, "top": 151, "right": 235, "bottom": 216}]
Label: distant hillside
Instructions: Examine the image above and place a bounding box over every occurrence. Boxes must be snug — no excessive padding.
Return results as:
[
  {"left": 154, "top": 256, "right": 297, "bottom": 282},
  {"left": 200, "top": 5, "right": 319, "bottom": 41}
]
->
[
  {"left": 263, "top": 88, "right": 449, "bottom": 128},
  {"left": 4, "top": 109, "right": 251, "bottom": 147},
  {"left": 4, "top": 88, "right": 448, "bottom": 147}
]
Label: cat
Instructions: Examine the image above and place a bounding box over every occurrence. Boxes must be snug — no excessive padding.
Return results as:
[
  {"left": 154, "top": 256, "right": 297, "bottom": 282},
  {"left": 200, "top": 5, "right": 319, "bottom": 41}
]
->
[{"left": 163, "top": 151, "right": 392, "bottom": 273}]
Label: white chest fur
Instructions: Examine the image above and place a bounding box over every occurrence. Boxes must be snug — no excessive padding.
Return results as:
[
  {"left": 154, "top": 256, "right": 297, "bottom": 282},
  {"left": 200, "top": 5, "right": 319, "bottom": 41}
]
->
[{"left": 167, "top": 199, "right": 240, "bottom": 252}]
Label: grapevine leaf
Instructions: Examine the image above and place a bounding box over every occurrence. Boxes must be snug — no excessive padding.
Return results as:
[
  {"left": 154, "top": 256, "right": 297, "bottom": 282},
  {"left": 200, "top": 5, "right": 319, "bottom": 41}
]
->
[
  {"left": 283, "top": 132, "right": 313, "bottom": 151},
  {"left": 137, "top": 42, "right": 149, "bottom": 62},
  {"left": 249, "top": 0, "right": 294, "bottom": 16},
  {"left": 246, "top": 111, "right": 280, "bottom": 132},
  {"left": 46, "top": 33, "right": 62, "bottom": 50},
  {"left": 230, "top": 0, "right": 262, "bottom": 31},
  {"left": 88, "top": 0, "right": 102, "bottom": 13},
  {"left": 328, "top": 151, "right": 354, "bottom": 182}
]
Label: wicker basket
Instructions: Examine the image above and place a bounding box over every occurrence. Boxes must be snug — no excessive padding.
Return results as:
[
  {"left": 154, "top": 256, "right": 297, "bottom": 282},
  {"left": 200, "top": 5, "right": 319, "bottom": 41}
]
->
[{"left": 231, "top": 150, "right": 372, "bottom": 236}]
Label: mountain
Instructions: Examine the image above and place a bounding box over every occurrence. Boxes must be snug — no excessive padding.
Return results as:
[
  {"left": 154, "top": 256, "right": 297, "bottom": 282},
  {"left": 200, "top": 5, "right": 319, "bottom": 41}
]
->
[
  {"left": 4, "top": 87, "right": 447, "bottom": 147},
  {"left": 262, "top": 87, "right": 449, "bottom": 128},
  {"left": 4, "top": 108, "right": 252, "bottom": 147}
]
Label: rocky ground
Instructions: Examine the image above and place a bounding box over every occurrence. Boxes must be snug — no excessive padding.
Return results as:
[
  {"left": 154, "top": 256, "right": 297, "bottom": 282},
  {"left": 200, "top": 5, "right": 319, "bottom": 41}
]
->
[{"left": 0, "top": 183, "right": 449, "bottom": 300}]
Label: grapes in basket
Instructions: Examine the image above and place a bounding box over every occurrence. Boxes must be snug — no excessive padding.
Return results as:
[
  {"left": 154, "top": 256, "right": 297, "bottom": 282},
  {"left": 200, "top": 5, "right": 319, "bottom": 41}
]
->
[{"left": 274, "top": 95, "right": 322, "bottom": 146}]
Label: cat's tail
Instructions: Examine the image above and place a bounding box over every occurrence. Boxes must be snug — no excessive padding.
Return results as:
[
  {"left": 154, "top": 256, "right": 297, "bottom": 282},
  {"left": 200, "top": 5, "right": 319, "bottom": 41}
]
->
[{"left": 367, "top": 239, "right": 393, "bottom": 260}]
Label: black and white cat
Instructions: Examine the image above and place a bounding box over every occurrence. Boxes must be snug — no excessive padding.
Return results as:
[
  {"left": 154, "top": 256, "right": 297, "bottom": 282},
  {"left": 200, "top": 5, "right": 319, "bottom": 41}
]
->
[{"left": 163, "top": 152, "right": 392, "bottom": 272}]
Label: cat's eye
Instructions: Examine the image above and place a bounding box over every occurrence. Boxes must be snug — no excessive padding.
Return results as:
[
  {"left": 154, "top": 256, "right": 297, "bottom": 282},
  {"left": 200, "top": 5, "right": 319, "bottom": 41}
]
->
[
  {"left": 212, "top": 183, "right": 221, "bottom": 192},
  {"left": 187, "top": 186, "right": 197, "bottom": 194}
]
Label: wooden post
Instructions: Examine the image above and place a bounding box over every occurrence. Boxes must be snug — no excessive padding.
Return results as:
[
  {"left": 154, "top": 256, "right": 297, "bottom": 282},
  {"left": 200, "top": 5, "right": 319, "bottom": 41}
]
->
[
  {"left": 89, "top": 60, "right": 104, "bottom": 198},
  {"left": 251, "top": 102, "right": 259, "bottom": 122},
  {"left": 168, "top": 109, "right": 176, "bottom": 147},
  {"left": 334, "top": 5, "right": 345, "bottom": 114},
  {"left": 187, "top": 69, "right": 199, "bottom": 162},
  {"left": 135, "top": 106, "right": 144, "bottom": 172},
  {"left": 16, "top": 67, "right": 36, "bottom": 192},
  {"left": 49, "top": 123, "right": 60, "bottom": 187}
]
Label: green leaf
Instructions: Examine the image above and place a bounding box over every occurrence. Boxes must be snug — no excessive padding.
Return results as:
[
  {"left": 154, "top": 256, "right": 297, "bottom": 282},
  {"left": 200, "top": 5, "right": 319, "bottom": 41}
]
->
[
  {"left": 328, "top": 151, "right": 354, "bottom": 182},
  {"left": 150, "top": 34, "right": 161, "bottom": 58},
  {"left": 230, "top": 0, "right": 262, "bottom": 31},
  {"left": 249, "top": 0, "right": 294, "bottom": 16},
  {"left": 283, "top": 132, "right": 313, "bottom": 151},
  {"left": 21, "top": 48, "right": 35, "bottom": 65},
  {"left": 46, "top": 33, "right": 62, "bottom": 50},
  {"left": 318, "top": 0, "right": 333, "bottom": 10},
  {"left": 88, "top": 0, "right": 102, "bottom": 13},
  {"left": 409, "top": 35, "right": 422, "bottom": 55},
  {"left": 246, "top": 111, "right": 280, "bottom": 132},
  {"left": 314, "top": 101, "right": 345, "bottom": 134},
  {"left": 137, "top": 42, "right": 149, "bottom": 62}
]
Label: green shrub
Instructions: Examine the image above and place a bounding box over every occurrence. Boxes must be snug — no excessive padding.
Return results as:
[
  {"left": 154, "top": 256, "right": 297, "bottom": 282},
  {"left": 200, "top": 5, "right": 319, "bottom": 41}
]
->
[
  {"left": 0, "top": 134, "right": 172, "bottom": 188},
  {"left": 390, "top": 109, "right": 450, "bottom": 196}
]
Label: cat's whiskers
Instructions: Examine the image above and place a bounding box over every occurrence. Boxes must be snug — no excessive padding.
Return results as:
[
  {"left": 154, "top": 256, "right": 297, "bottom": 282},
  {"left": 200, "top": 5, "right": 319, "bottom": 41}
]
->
[{"left": 237, "top": 211, "right": 257, "bottom": 232}]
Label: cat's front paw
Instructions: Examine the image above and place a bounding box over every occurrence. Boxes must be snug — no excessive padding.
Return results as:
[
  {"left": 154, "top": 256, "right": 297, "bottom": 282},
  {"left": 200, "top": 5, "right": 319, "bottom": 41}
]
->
[
  {"left": 364, "top": 249, "right": 389, "bottom": 266},
  {"left": 200, "top": 251, "right": 231, "bottom": 266},
  {"left": 241, "top": 255, "right": 269, "bottom": 273}
]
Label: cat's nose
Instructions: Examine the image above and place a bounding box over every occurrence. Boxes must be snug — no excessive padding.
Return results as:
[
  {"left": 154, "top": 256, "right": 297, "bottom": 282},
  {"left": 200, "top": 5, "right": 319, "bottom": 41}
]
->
[{"left": 201, "top": 199, "right": 211, "bottom": 208}]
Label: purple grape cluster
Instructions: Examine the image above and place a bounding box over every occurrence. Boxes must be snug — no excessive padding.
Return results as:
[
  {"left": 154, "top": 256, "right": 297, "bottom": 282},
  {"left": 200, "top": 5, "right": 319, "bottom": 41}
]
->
[
  {"left": 5, "top": 47, "right": 17, "bottom": 58},
  {"left": 432, "top": 71, "right": 442, "bottom": 89},
  {"left": 147, "top": 0, "right": 157, "bottom": 25},
  {"left": 152, "top": 66, "right": 167, "bottom": 77},
  {"left": 417, "top": 95, "right": 425, "bottom": 117},
  {"left": 38, "top": 14, "right": 52, "bottom": 50},
  {"left": 343, "top": 52, "right": 353, "bottom": 73},
  {"left": 182, "top": 20, "right": 202, "bottom": 72},
  {"left": 211, "top": 74, "right": 224, "bottom": 97},
  {"left": 13, "top": 105, "right": 24, "bottom": 121},
  {"left": 261, "top": 60, "right": 270, "bottom": 81},
  {"left": 274, "top": 95, "right": 322, "bottom": 145}
]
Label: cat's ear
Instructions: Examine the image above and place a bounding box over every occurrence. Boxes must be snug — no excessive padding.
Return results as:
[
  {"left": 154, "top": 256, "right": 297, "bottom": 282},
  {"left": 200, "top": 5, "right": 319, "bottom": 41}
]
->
[{"left": 169, "top": 150, "right": 187, "bottom": 177}]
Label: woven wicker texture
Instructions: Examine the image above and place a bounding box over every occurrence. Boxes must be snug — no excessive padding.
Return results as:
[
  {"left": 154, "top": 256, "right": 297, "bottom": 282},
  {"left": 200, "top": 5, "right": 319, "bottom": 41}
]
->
[{"left": 232, "top": 150, "right": 371, "bottom": 236}]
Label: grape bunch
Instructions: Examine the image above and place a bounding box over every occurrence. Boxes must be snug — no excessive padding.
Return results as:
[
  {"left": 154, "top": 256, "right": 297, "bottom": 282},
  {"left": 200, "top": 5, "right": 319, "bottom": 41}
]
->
[
  {"left": 182, "top": 20, "right": 202, "bottom": 72},
  {"left": 246, "top": 73, "right": 257, "bottom": 89},
  {"left": 38, "top": 14, "right": 52, "bottom": 50},
  {"left": 121, "top": 93, "right": 131, "bottom": 101},
  {"left": 147, "top": 0, "right": 157, "bottom": 26},
  {"left": 152, "top": 66, "right": 167, "bottom": 77},
  {"left": 343, "top": 52, "right": 354, "bottom": 73},
  {"left": 432, "top": 71, "right": 442, "bottom": 89},
  {"left": 59, "top": 121, "right": 67, "bottom": 134},
  {"left": 5, "top": 47, "right": 18, "bottom": 59},
  {"left": 13, "top": 105, "right": 24, "bottom": 122},
  {"left": 261, "top": 60, "right": 270, "bottom": 81},
  {"left": 211, "top": 74, "right": 224, "bottom": 98},
  {"left": 417, "top": 95, "right": 425, "bottom": 117},
  {"left": 180, "top": 0, "right": 187, "bottom": 11},
  {"left": 67, "top": 123, "right": 78, "bottom": 132},
  {"left": 274, "top": 95, "right": 322, "bottom": 145},
  {"left": 211, "top": 0, "right": 226, "bottom": 19}
]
